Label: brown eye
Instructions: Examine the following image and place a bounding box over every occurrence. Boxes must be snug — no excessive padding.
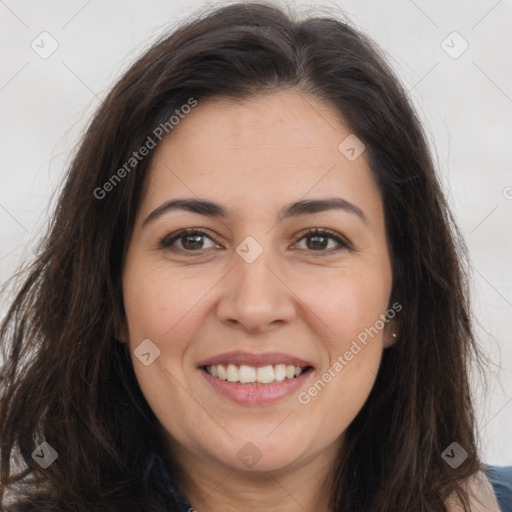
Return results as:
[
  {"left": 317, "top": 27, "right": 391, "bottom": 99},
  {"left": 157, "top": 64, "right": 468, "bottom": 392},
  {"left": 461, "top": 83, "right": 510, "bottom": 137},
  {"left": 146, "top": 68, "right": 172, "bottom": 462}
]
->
[
  {"left": 160, "top": 229, "right": 218, "bottom": 252},
  {"left": 159, "top": 227, "right": 351, "bottom": 255},
  {"left": 295, "top": 229, "right": 351, "bottom": 253}
]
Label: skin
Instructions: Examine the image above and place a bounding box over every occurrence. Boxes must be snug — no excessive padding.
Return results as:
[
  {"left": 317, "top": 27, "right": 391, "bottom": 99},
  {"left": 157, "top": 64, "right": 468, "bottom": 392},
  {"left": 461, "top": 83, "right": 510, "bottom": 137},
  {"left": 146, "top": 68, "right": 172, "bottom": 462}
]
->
[{"left": 120, "top": 90, "right": 400, "bottom": 512}]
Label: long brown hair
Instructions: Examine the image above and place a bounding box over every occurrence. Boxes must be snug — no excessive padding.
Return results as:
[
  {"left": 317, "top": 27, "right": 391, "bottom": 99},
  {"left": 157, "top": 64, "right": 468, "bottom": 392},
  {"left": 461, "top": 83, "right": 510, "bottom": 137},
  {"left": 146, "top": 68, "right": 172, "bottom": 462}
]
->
[{"left": 0, "top": 2, "right": 489, "bottom": 510}]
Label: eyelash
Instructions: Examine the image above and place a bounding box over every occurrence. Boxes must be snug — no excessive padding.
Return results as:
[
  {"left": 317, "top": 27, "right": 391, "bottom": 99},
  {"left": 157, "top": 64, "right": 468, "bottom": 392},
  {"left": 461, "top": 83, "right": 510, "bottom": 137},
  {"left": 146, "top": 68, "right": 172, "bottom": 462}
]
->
[{"left": 159, "top": 228, "right": 352, "bottom": 255}]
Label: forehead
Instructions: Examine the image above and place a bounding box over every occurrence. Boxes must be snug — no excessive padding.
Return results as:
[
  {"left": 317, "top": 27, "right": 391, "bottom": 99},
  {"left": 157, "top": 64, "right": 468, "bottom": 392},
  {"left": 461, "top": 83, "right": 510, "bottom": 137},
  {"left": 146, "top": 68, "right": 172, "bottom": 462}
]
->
[
  {"left": 158, "top": 91, "right": 351, "bottom": 165},
  {"left": 139, "top": 90, "right": 383, "bottom": 227}
]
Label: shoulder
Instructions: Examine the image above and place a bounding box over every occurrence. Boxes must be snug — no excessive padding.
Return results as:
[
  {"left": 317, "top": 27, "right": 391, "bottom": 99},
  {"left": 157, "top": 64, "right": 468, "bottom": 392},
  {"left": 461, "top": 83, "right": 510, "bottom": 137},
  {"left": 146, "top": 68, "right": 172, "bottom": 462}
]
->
[{"left": 444, "top": 471, "right": 501, "bottom": 512}]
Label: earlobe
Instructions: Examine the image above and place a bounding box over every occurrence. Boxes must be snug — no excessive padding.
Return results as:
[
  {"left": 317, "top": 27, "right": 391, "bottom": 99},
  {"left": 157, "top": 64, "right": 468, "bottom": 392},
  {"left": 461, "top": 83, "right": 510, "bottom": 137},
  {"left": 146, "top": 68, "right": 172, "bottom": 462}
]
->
[
  {"left": 384, "top": 321, "right": 399, "bottom": 348},
  {"left": 116, "top": 329, "right": 128, "bottom": 344},
  {"left": 114, "top": 316, "right": 128, "bottom": 344}
]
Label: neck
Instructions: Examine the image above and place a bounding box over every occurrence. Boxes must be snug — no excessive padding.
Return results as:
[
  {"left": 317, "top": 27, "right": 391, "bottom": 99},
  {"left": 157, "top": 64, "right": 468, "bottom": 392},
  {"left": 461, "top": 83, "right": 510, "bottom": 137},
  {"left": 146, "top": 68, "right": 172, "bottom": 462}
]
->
[{"left": 165, "top": 441, "right": 341, "bottom": 512}]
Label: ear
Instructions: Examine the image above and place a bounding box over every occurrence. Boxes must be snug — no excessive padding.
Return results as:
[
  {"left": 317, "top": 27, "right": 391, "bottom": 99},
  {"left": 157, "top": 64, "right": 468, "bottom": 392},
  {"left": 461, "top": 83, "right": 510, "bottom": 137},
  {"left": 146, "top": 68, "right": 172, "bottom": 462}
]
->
[
  {"left": 113, "top": 315, "right": 129, "bottom": 344},
  {"left": 383, "top": 319, "right": 399, "bottom": 348}
]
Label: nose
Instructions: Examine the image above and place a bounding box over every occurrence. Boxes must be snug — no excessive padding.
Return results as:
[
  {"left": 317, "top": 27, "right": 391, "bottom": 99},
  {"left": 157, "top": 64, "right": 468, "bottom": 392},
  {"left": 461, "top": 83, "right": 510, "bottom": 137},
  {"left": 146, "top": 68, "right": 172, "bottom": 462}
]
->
[{"left": 216, "top": 250, "right": 297, "bottom": 333}]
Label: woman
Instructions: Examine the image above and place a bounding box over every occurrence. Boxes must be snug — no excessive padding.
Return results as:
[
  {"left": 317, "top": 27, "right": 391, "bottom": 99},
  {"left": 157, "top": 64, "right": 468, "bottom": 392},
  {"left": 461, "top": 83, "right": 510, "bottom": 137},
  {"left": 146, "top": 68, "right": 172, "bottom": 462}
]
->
[{"left": 0, "top": 2, "right": 506, "bottom": 511}]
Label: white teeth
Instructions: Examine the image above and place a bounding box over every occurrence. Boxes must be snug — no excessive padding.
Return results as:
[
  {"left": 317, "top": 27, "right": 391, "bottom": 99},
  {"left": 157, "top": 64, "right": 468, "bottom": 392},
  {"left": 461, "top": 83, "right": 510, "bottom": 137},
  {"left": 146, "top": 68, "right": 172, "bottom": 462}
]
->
[
  {"left": 226, "top": 364, "right": 239, "bottom": 383},
  {"left": 239, "top": 364, "right": 256, "bottom": 383},
  {"left": 275, "top": 364, "right": 286, "bottom": 382},
  {"left": 257, "top": 365, "right": 274, "bottom": 384},
  {"left": 217, "top": 365, "right": 227, "bottom": 380},
  {"left": 205, "top": 363, "right": 308, "bottom": 384}
]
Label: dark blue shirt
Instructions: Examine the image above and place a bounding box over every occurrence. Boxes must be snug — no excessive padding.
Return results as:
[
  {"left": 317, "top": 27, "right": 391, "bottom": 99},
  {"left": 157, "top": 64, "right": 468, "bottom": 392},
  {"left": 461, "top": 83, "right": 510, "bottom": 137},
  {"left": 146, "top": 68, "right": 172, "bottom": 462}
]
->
[{"left": 485, "top": 465, "right": 512, "bottom": 512}]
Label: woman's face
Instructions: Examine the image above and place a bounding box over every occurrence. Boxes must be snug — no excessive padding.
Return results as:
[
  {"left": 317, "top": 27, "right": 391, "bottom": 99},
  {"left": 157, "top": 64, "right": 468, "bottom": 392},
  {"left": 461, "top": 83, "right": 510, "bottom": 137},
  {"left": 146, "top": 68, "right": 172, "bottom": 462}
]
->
[{"left": 122, "top": 91, "right": 396, "bottom": 475}]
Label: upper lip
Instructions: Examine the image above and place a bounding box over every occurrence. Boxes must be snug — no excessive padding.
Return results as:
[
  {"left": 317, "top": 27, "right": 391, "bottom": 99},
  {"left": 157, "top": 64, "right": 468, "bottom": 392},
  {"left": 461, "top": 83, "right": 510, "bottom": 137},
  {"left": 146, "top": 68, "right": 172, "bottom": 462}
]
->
[{"left": 197, "top": 351, "right": 314, "bottom": 369}]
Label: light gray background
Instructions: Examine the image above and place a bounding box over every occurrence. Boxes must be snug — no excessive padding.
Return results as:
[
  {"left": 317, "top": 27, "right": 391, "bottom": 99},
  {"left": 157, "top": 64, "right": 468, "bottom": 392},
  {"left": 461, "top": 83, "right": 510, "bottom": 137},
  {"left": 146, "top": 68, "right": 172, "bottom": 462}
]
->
[{"left": 1, "top": 0, "right": 511, "bottom": 465}]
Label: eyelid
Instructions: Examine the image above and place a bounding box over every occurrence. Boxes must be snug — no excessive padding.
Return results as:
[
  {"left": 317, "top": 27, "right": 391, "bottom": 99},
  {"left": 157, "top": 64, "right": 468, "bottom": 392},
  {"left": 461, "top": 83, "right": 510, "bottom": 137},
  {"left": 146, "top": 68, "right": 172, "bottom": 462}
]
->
[
  {"left": 159, "top": 228, "right": 220, "bottom": 251},
  {"left": 293, "top": 227, "right": 353, "bottom": 252},
  {"left": 159, "top": 227, "right": 353, "bottom": 253}
]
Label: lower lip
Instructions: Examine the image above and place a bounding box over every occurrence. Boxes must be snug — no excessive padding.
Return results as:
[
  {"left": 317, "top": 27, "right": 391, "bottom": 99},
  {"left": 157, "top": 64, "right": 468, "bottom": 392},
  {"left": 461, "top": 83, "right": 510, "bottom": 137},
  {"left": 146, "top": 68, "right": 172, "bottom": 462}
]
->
[{"left": 200, "top": 368, "right": 313, "bottom": 405}]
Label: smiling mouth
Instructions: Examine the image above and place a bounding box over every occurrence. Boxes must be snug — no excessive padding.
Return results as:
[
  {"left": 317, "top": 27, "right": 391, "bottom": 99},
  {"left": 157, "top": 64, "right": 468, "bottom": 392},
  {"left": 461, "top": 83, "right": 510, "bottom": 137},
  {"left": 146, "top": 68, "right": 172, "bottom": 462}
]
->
[{"left": 202, "top": 363, "right": 314, "bottom": 385}]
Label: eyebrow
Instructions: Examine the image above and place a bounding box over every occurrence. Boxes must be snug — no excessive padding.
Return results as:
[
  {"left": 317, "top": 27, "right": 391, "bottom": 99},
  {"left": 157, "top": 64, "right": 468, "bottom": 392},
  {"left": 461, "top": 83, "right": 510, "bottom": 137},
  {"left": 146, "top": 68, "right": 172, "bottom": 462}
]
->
[{"left": 142, "top": 197, "right": 369, "bottom": 227}]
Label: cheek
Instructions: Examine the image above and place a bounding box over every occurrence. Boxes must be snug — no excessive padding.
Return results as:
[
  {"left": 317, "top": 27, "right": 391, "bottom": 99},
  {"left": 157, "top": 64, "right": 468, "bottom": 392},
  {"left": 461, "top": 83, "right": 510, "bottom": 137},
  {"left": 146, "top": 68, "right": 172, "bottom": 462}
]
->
[
  {"left": 307, "top": 267, "right": 392, "bottom": 353},
  {"left": 122, "top": 263, "right": 212, "bottom": 350},
  {"left": 122, "top": 265, "right": 212, "bottom": 434},
  {"left": 296, "top": 268, "right": 389, "bottom": 426}
]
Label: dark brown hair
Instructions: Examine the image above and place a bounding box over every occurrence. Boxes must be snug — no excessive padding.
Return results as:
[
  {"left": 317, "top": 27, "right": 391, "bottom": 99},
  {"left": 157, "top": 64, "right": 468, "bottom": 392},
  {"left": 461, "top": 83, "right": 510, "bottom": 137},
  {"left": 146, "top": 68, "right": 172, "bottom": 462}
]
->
[{"left": 0, "top": 2, "right": 489, "bottom": 510}]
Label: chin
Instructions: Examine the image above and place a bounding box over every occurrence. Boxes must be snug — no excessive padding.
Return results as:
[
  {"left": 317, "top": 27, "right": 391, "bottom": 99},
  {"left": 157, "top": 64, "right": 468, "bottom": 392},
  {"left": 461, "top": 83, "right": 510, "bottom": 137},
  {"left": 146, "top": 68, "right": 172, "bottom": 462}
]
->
[{"left": 205, "top": 432, "right": 312, "bottom": 473}]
